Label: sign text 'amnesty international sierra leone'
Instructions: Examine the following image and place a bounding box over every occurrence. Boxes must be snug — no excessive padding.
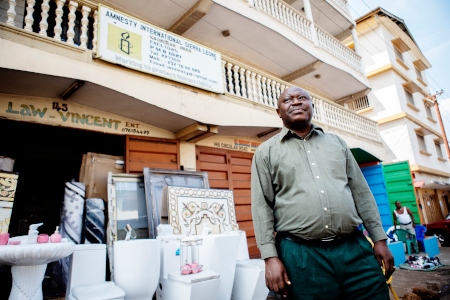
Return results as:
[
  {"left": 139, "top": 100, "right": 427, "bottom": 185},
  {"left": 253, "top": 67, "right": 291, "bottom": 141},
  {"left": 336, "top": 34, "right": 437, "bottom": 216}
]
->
[{"left": 97, "top": 5, "right": 224, "bottom": 94}]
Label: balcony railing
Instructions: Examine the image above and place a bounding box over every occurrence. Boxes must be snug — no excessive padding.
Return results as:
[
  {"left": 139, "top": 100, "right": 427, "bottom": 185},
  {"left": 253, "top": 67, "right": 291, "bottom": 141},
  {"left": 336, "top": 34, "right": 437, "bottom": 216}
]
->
[
  {"left": 329, "top": 0, "right": 350, "bottom": 17},
  {"left": 222, "top": 58, "right": 380, "bottom": 142},
  {"left": 315, "top": 25, "right": 362, "bottom": 72},
  {"left": 4, "top": 0, "right": 98, "bottom": 52},
  {"left": 252, "top": 0, "right": 313, "bottom": 42},
  {"left": 249, "top": 0, "right": 363, "bottom": 73},
  {"left": 347, "top": 96, "right": 370, "bottom": 111},
  {"left": 1, "top": 0, "right": 380, "bottom": 143}
]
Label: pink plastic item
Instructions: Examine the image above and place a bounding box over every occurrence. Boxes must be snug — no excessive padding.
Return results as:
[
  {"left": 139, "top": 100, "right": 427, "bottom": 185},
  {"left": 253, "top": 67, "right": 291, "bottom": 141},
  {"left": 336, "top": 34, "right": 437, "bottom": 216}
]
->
[
  {"left": 0, "top": 233, "right": 9, "bottom": 245},
  {"left": 190, "top": 263, "right": 199, "bottom": 274},
  {"left": 50, "top": 226, "right": 62, "bottom": 243},
  {"left": 37, "top": 234, "right": 49, "bottom": 243},
  {"left": 181, "top": 264, "right": 191, "bottom": 275}
]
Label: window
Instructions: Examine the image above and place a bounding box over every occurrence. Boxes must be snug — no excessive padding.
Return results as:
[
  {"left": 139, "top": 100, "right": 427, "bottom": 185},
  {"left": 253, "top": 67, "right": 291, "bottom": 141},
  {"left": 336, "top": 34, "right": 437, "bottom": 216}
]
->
[
  {"left": 405, "top": 89, "right": 415, "bottom": 105},
  {"left": 394, "top": 46, "right": 403, "bottom": 61},
  {"left": 417, "top": 133, "right": 426, "bottom": 152},
  {"left": 435, "top": 142, "right": 443, "bottom": 158},
  {"left": 425, "top": 105, "right": 432, "bottom": 118},
  {"left": 415, "top": 67, "right": 422, "bottom": 80}
]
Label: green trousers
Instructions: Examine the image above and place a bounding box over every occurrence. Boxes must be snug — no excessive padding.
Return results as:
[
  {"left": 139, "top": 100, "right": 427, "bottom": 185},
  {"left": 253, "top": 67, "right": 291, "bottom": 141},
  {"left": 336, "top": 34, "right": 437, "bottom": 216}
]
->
[{"left": 276, "top": 230, "right": 390, "bottom": 300}]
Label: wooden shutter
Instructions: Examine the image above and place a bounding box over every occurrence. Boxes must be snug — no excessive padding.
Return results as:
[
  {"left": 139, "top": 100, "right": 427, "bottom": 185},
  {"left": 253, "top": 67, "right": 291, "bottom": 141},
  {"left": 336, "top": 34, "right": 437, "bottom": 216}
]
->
[
  {"left": 196, "top": 146, "right": 259, "bottom": 258},
  {"left": 125, "top": 136, "right": 179, "bottom": 173}
]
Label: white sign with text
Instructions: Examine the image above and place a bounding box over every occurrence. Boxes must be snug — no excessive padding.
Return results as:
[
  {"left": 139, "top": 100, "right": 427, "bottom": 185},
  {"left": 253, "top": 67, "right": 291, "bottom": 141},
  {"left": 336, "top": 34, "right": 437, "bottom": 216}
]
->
[{"left": 96, "top": 4, "right": 224, "bottom": 94}]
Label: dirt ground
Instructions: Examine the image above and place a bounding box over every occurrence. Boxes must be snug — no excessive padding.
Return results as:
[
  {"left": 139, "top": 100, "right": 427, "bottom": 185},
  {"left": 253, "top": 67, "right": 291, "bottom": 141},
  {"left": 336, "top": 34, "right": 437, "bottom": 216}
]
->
[
  {"left": 388, "top": 246, "right": 450, "bottom": 300},
  {"left": 267, "top": 246, "right": 450, "bottom": 300}
]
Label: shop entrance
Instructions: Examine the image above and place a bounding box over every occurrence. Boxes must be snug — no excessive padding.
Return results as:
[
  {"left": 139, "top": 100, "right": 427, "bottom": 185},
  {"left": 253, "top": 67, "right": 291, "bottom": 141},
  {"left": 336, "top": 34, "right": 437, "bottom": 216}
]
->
[{"left": 0, "top": 118, "right": 123, "bottom": 299}]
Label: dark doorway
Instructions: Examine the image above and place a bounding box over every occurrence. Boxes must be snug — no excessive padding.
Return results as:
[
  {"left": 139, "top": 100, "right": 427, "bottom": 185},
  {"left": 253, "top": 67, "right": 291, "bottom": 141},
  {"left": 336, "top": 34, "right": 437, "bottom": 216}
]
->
[{"left": 0, "top": 118, "right": 124, "bottom": 299}]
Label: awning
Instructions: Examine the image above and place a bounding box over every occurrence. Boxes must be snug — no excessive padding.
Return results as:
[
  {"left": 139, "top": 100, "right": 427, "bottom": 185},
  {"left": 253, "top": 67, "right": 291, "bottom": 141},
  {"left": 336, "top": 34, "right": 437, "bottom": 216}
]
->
[
  {"left": 419, "top": 181, "right": 450, "bottom": 190},
  {"left": 350, "top": 148, "right": 381, "bottom": 165},
  {"left": 414, "top": 180, "right": 425, "bottom": 188}
]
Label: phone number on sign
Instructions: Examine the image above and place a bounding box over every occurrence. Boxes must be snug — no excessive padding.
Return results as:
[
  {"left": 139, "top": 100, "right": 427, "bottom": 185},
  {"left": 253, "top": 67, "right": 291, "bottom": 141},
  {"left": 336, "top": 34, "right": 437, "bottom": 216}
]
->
[{"left": 121, "top": 128, "right": 150, "bottom": 135}]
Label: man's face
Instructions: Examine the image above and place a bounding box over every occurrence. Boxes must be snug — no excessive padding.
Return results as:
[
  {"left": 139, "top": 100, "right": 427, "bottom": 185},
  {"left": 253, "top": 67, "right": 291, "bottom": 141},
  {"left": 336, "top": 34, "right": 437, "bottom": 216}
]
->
[
  {"left": 276, "top": 87, "right": 314, "bottom": 129},
  {"left": 395, "top": 202, "right": 401, "bottom": 209}
]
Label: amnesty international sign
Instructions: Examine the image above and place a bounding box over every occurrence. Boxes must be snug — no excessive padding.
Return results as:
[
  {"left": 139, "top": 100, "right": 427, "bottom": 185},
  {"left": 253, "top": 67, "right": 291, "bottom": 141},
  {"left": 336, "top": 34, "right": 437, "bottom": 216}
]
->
[{"left": 96, "top": 4, "right": 224, "bottom": 94}]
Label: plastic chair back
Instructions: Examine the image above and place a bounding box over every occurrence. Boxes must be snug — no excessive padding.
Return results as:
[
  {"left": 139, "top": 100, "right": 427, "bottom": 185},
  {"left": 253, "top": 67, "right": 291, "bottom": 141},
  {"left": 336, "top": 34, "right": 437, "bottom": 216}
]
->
[
  {"left": 415, "top": 225, "right": 426, "bottom": 241},
  {"left": 394, "top": 229, "right": 419, "bottom": 255}
]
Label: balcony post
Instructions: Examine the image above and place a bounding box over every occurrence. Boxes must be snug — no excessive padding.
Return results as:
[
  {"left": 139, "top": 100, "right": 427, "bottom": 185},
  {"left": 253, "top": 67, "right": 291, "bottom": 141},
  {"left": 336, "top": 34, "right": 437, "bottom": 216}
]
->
[
  {"left": 6, "top": 0, "right": 17, "bottom": 27},
  {"left": 24, "top": 0, "right": 35, "bottom": 32},
  {"left": 39, "top": 0, "right": 50, "bottom": 36},
  {"left": 54, "top": 0, "right": 65, "bottom": 41},
  {"left": 67, "top": 1, "right": 79, "bottom": 45},
  {"left": 80, "top": 5, "right": 92, "bottom": 49},
  {"left": 92, "top": 10, "right": 98, "bottom": 54},
  {"left": 302, "top": 0, "right": 318, "bottom": 46}
]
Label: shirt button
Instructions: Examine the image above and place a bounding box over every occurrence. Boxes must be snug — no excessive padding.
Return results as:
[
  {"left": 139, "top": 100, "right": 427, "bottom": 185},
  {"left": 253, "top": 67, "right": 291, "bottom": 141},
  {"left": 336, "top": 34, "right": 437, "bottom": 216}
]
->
[
  {"left": 312, "top": 163, "right": 315, "bottom": 166},
  {"left": 324, "top": 207, "right": 327, "bottom": 211},
  {"left": 316, "top": 176, "right": 319, "bottom": 179},
  {"left": 325, "top": 225, "right": 329, "bottom": 229},
  {"left": 321, "top": 190, "right": 324, "bottom": 193},
  {"left": 307, "top": 150, "right": 310, "bottom": 153}
]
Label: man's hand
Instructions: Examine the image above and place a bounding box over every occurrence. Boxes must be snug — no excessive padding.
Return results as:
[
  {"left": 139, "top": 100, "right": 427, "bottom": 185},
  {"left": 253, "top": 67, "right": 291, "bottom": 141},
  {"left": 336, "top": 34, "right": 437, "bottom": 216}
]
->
[
  {"left": 265, "top": 257, "right": 291, "bottom": 297},
  {"left": 373, "top": 240, "right": 395, "bottom": 280}
]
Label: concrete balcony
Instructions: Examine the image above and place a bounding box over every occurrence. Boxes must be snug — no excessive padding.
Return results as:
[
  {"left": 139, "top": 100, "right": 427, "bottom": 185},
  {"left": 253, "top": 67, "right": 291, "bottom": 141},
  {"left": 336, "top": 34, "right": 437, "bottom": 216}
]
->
[
  {"left": 0, "top": 0, "right": 383, "bottom": 159},
  {"left": 0, "top": 0, "right": 369, "bottom": 102}
]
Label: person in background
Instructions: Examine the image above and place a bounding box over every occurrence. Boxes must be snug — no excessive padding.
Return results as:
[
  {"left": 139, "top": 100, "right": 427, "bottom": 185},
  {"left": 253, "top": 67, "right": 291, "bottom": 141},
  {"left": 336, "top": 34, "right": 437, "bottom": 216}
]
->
[
  {"left": 393, "top": 201, "right": 416, "bottom": 235},
  {"left": 251, "top": 86, "right": 394, "bottom": 299}
]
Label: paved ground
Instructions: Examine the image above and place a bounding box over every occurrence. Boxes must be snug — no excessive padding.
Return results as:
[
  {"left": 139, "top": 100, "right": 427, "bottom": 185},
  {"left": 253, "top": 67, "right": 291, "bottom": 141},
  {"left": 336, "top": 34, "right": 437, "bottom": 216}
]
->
[{"left": 267, "top": 246, "right": 450, "bottom": 300}]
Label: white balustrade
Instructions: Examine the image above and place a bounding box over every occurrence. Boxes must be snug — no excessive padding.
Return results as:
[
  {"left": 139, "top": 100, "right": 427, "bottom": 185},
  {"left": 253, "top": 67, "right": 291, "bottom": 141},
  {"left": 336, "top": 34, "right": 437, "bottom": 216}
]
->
[
  {"left": 330, "top": 0, "right": 350, "bottom": 16},
  {"left": 39, "top": 0, "right": 50, "bottom": 36},
  {"left": 253, "top": 0, "right": 313, "bottom": 42},
  {"left": 92, "top": 9, "right": 98, "bottom": 54},
  {"left": 315, "top": 25, "right": 363, "bottom": 72},
  {"left": 348, "top": 96, "right": 370, "bottom": 111},
  {"left": 66, "top": 1, "right": 78, "bottom": 45},
  {"left": 221, "top": 58, "right": 380, "bottom": 142},
  {"left": 251, "top": 0, "right": 360, "bottom": 71},
  {"left": 5, "top": 0, "right": 97, "bottom": 50},
  {"left": 6, "top": 0, "right": 17, "bottom": 26},
  {"left": 80, "top": 6, "right": 92, "bottom": 49},
  {"left": 54, "top": 0, "right": 65, "bottom": 41},
  {"left": 24, "top": 0, "right": 35, "bottom": 31}
]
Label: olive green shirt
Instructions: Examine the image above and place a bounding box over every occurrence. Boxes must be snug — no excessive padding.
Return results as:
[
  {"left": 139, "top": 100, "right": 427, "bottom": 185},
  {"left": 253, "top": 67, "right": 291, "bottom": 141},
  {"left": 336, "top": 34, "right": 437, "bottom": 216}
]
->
[{"left": 251, "top": 125, "right": 387, "bottom": 259}]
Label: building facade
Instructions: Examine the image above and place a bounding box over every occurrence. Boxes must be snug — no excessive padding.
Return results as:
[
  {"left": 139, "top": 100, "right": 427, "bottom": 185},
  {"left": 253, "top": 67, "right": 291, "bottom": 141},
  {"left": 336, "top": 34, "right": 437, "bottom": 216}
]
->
[
  {"left": 0, "top": 0, "right": 385, "bottom": 265},
  {"left": 344, "top": 7, "right": 450, "bottom": 224}
]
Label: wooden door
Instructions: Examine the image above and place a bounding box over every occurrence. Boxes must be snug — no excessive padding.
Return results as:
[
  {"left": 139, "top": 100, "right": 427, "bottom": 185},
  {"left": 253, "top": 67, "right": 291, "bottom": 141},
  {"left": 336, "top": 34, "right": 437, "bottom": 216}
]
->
[
  {"left": 196, "top": 146, "right": 259, "bottom": 258},
  {"left": 125, "top": 136, "right": 179, "bottom": 173}
]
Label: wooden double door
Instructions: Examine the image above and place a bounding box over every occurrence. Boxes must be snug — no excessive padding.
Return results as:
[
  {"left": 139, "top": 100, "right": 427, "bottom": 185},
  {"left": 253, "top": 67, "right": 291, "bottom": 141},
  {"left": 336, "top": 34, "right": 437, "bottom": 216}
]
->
[{"left": 196, "top": 146, "right": 259, "bottom": 258}]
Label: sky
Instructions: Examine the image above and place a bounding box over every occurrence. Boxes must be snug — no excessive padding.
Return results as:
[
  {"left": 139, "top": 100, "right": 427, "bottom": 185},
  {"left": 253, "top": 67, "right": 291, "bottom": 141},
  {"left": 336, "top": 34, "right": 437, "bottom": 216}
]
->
[{"left": 347, "top": 0, "right": 450, "bottom": 151}]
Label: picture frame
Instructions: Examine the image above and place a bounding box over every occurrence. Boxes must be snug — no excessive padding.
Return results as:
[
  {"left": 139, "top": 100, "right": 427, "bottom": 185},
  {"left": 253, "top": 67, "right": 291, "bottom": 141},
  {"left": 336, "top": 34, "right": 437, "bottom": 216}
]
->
[
  {"left": 143, "top": 168, "right": 209, "bottom": 238},
  {"left": 166, "top": 186, "right": 239, "bottom": 235}
]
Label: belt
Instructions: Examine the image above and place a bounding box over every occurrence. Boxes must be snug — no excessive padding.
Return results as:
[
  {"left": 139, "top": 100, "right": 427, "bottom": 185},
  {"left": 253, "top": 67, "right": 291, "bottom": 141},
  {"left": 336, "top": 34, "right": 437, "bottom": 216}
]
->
[
  {"left": 401, "top": 222, "right": 412, "bottom": 225},
  {"left": 277, "top": 230, "right": 358, "bottom": 247}
]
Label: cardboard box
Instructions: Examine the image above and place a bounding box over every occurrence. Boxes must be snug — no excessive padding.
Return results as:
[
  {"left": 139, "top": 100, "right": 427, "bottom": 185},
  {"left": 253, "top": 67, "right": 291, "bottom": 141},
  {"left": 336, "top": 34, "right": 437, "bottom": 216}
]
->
[{"left": 80, "top": 153, "right": 124, "bottom": 202}]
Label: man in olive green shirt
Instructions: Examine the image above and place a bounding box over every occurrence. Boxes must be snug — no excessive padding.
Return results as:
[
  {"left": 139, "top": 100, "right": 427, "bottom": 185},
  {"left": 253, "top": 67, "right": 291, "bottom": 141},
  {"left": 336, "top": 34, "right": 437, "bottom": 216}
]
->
[{"left": 251, "top": 86, "right": 394, "bottom": 299}]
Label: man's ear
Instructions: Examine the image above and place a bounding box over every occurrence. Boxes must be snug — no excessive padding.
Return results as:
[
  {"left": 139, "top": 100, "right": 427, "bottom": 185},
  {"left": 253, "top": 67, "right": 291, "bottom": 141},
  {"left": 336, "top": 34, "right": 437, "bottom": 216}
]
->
[{"left": 276, "top": 108, "right": 281, "bottom": 118}]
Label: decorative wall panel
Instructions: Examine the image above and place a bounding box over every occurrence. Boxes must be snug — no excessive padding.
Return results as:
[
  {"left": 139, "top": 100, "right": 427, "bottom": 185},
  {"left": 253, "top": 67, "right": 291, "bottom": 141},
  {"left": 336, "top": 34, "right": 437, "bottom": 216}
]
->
[
  {"left": 0, "top": 173, "right": 18, "bottom": 233},
  {"left": 167, "top": 187, "right": 238, "bottom": 235}
]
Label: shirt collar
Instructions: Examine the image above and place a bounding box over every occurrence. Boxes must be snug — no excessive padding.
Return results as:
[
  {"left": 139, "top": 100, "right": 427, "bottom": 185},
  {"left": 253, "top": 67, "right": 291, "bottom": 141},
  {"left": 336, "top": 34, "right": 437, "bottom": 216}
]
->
[{"left": 278, "top": 124, "right": 323, "bottom": 141}]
